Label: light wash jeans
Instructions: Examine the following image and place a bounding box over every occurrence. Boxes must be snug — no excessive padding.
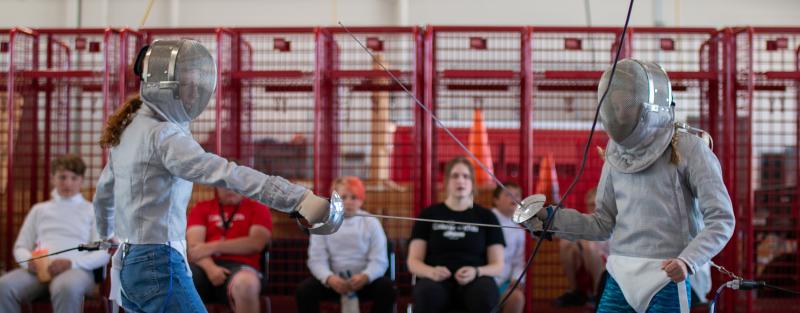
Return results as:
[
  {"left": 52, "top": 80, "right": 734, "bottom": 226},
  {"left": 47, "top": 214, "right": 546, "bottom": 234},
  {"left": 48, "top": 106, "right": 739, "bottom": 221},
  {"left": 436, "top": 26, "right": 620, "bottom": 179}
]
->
[{"left": 119, "top": 244, "right": 206, "bottom": 313}]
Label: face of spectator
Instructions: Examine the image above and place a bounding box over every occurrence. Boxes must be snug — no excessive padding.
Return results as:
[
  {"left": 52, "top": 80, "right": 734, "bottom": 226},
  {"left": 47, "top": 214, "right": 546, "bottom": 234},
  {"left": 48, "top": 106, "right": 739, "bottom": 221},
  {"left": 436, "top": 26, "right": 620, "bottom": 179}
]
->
[
  {"left": 494, "top": 186, "right": 522, "bottom": 216},
  {"left": 216, "top": 187, "right": 244, "bottom": 206},
  {"left": 446, "top": 163, "right": 474, "bottom": 200},
  {"left": 52, "top": 169, "right": 83, "bottom": 198},
  {"left": 334, "top": 184, "right": 363, "bottom": 215}
]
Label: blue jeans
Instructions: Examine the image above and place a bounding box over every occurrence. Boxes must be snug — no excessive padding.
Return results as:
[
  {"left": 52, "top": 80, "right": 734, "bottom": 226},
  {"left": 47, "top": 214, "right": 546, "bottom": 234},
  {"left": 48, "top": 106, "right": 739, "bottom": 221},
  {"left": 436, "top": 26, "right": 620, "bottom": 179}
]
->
[
  {"left": 120, "top": 244, "right": 206, "bottom": 313},
  {"left": 597, "top": 274, "right": 691, "bottom": 313}
]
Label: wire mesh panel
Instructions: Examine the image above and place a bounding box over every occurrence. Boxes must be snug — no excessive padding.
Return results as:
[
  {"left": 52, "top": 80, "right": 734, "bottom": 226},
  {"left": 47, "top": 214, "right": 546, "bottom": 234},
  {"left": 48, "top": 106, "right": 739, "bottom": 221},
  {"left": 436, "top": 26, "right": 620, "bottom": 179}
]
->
[
  {"left": 531, "top": 27, "right": 627, "bottom": 74},
  {"left": 631, "top": 28, "right": 719, "bottom": 72},
  {"left": 730, "top": 27, "right": 800, "bottom": 313},
  {"left": 239, "top": 28, "right": 317, "bottom": 73},
  {"left": 428, "top": 26, "right": 526, "bottom": 190},
  {"left": 230, "top": 28, "right": 318, "bottom": 296},
  {"left": 329, "top": 27, "right": 421, "bottom": 236},
  {"left": 215, "top": 28, "right": 239, "bottom": 158},
  {"left": 6, "top": 29, "right": 44, "bottom": 272},
  {"left": 328, "top": 26, "right": 423, "bottom": 296},
  {"left": 0, "top": 29, "right": 129, "bottom": 272},
  {"left": 632, "top": 28, "right": 743, "bottom": 311},
  {"left": 234, "top": 27, "right": 317, "bottom": 227},
  {"left": 428, "top": 25, "right": 532, "bottom": 305},
  {"left": 630, "top": 28, "right": 721, "bottom": 132},
  {"left": 2, "top": 28, "right": 38, "bottom": 272},
  {"left": 34, "top": 29, "right": 125, "bottom": 187},
  {"left": 529, "top": 27, "right": 617, "bottom": 303}
]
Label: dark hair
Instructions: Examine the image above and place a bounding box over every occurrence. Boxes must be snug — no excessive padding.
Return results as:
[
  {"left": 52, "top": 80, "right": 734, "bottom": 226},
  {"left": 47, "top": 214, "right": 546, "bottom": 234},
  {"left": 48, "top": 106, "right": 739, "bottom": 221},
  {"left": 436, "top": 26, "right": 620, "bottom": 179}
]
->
[
  {"left": 51, "top": 154, "right": 87, "bottom": 176},
  {"left": 492, "top": 181, "right": 521, "bottom": 199},
  {"left": 99, "top": 94, "right": 143, "bottom": 148}
]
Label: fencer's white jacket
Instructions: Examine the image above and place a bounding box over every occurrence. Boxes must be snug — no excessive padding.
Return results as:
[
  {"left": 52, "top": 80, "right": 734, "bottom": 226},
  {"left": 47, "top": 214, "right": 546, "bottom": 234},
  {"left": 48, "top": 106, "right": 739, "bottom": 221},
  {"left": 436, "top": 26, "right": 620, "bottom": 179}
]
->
[
  {"left": 93, "top": 100, "right": 307, "bottom": 305},
  {"left": 551, "top": 132, "right": 734, "bottom": 309},
  {"left": 93, "top": 103, "right": 307, "bottom": 244}
]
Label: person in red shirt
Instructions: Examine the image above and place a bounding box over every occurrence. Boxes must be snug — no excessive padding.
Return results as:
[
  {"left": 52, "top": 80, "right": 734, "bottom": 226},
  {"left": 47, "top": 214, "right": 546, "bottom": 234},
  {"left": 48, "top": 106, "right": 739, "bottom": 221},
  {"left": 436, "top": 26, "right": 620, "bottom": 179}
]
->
[{"left": 187, "top": 186, "right": 273, "bottom": 313}]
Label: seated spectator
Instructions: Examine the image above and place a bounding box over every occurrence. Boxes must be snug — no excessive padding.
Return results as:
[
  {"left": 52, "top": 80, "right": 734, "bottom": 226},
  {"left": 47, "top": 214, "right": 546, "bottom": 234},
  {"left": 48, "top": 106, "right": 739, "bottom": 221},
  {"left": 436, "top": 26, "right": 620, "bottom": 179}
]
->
[
  {"left": 491, "top": 182, "right": 526, "bottom": 313},
  {"left": 554, "top": 187, "right": 607, "bottom": 307},
  {"left": 187, "top": 185, "right": 273, "bottom": 313},
  {"left": 407, "top": 157, "right": 505, "bottom": 313},
  {"left": 296, "top": 176, "right": 395, "bottom": 313},
  {"left": 0, "top": 154, "right": 110, "bottom": 313}
]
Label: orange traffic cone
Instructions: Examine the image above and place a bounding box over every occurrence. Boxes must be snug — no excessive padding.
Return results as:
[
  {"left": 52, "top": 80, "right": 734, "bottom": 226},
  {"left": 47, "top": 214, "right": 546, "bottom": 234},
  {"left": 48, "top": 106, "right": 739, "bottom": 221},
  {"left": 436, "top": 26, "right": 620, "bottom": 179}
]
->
[
  {"left": 534, "top": 153, "right": 561, "bottom": 205},
  {"left": 467, "top": 108, "right": 495, "bottom": 187}
]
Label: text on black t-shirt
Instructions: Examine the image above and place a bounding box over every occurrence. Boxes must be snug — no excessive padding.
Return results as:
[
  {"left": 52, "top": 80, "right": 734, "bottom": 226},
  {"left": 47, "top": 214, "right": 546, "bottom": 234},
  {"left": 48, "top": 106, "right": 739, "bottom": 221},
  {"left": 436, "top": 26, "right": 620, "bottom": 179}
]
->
[{"left": 410, "top": 203, "right": 505, "bottom": 273}]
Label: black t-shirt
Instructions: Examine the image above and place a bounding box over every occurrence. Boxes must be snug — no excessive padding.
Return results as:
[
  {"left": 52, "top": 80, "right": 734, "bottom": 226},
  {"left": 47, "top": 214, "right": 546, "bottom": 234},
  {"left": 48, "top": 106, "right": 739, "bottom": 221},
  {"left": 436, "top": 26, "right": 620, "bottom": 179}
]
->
[{"left": 410, "top": 203, "right": 505, "bottom": 273}]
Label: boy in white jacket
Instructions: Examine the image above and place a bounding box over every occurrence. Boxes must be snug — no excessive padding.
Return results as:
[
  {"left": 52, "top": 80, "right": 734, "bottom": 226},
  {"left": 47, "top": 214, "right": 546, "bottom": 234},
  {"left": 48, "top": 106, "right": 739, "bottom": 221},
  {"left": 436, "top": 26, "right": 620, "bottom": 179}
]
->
[{"left": 0, "top": 154, "right": 110, "bottom": 313}]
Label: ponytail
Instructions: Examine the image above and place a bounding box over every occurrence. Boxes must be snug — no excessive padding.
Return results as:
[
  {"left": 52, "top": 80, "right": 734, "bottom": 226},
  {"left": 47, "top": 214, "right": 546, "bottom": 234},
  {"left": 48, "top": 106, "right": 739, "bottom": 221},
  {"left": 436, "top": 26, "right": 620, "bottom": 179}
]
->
[
  {"left": 670, "top": 132, "right": 681, "bottom": 165},
  {"left": 99, "top": 95, "right": 142, "bottom": 148}
]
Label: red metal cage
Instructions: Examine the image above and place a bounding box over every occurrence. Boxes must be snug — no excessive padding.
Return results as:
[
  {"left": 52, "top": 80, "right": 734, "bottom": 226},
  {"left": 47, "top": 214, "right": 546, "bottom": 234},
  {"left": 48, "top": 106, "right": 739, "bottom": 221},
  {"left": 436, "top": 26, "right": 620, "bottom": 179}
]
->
[
  {"left": 1, "top": 27, "right": 141, "bottom": 271},
  {"left": 0, "top": 25, "right": 797, "bottom": 313},
  {"left": 727, "top": 27, "right": 800, "bottom": 313},
  {"left": 228, "top": 27, "right": 319, "bottom": 303},
  {"left": 326, "top": 26, "right": 424, "bottom": 303},
  {"left": 2, "top": 27, "right": 38, "bottom": 272}
]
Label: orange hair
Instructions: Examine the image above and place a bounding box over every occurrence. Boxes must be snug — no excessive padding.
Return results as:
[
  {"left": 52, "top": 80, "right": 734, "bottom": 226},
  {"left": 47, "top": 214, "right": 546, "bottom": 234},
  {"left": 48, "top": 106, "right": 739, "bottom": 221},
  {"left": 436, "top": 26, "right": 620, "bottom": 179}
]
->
[
  {"left": 99, "top": 94, "right": 142, "bottom": 148},
  {"left": 332, "top": 176, "right": 366, "bottom": 200}
]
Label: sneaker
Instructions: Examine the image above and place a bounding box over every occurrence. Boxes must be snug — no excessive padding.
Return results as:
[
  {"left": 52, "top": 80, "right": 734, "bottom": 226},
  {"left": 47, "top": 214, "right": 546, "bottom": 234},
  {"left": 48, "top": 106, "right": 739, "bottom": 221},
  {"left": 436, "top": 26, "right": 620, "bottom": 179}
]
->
[{"left": 554, "top": 290, "right": 589, "bottom": 307}]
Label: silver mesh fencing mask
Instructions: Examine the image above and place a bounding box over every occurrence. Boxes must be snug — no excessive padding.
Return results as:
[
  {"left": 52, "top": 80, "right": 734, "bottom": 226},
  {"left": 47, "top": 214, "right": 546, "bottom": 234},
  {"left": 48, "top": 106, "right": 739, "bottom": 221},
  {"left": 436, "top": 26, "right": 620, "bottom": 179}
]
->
[
  {"left": 598, "top": 59, "right": 675, "bottom": 173},
  {"left": 139, "top": 39, "right": 217, "bottom": 123}
]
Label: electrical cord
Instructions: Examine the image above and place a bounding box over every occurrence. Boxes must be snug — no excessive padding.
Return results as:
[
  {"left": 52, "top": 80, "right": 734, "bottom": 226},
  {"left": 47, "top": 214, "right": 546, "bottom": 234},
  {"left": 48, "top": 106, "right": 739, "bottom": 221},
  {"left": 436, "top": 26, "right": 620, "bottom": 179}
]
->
[
  {"left": 491, "top": 0, "right": 635, "bottom": 311},
  {"left": 709, "top": 279, "right": 800, "bottom": 312}
]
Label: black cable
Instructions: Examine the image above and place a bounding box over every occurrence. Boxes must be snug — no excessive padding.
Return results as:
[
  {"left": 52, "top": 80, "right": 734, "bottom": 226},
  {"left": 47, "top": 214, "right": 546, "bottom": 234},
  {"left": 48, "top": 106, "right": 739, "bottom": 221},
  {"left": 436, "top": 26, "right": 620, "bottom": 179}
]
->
[
  {"left": 764, "top": 283, "right": 800, "bottom": 296},
  {"left": 17, "top": 241, "right": 117, "bottom": 264},
  {"left": 555, "top": 0, "right": 632, "bottom": 212},
  {"left": 491, "top": 0, "right": 635, "bottom": 311},
  {"left": 17, "top": 247, "right": 78, "bottom": 264}
]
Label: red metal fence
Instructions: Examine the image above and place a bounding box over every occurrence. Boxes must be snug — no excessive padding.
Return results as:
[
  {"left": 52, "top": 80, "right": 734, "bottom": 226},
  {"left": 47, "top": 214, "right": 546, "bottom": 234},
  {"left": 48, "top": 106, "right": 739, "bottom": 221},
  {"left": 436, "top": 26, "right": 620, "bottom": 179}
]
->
[
  {"left": 1, "top": 26, "right": 798, "bottom": 313},
  {"left": 726, "top": 27, "right": 800, "bottom": 313}
]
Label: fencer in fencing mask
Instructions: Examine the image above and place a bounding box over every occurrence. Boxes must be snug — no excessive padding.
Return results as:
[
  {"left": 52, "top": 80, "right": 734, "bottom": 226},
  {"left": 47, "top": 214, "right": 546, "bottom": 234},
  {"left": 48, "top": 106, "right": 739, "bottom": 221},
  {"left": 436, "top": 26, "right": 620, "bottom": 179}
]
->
[
  {"left": 598, "top": 59, "right": 675, "bottom": 173},
  {"left": 134, "top": 39, "right": 216, "bottom": 124}
]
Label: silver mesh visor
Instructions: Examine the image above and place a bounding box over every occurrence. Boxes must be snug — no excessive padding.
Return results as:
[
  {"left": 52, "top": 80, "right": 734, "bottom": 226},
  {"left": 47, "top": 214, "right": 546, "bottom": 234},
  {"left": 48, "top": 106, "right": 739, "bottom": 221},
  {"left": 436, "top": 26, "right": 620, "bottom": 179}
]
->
[
  {"left": 598, "top": 59, "right": 672, "bottom": 145},
  {"left": 141, "top": 39, "right": 216, "bottom": 123}
]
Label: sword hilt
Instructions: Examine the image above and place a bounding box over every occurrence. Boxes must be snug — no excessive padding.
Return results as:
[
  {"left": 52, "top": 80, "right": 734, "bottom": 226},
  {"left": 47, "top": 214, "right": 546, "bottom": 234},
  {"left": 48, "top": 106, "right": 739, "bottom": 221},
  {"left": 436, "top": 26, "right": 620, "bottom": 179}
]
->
[{"left": 78, "top": 241, "right": 118, "bottom": 251}]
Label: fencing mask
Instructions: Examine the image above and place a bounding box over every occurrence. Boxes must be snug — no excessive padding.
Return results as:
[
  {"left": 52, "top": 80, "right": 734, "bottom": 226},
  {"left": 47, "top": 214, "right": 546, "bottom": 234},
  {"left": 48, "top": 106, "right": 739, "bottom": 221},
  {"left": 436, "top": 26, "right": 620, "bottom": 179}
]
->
[
  {"left": 598, "top": 59, "right": 675, "bottom": 173},
  {"left": 136, "top": 39, "right": 216, "bottom": 124}
]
